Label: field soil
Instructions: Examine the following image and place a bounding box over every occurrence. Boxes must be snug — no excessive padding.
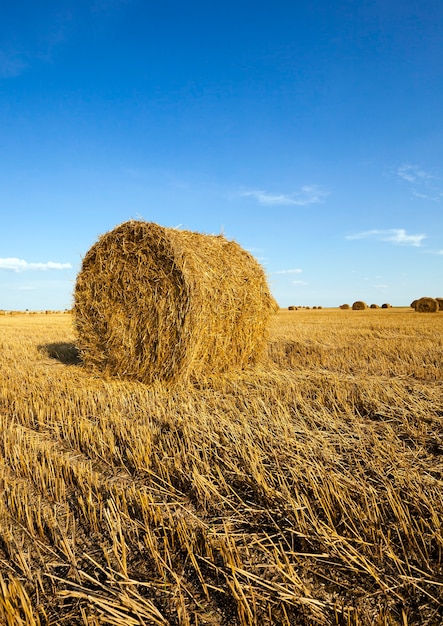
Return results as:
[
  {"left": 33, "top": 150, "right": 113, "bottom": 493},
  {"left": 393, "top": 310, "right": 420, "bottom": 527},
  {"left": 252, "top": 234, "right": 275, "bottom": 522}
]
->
[{"left": 0, "top": 308, "right": 442, "bottom": 625}]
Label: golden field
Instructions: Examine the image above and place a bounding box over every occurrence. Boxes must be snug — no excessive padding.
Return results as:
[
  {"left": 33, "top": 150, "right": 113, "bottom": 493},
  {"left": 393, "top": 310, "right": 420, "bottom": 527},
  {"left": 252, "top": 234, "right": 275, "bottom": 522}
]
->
[{"left": 0, "top": 308, "right": 442, "bottom": 625}]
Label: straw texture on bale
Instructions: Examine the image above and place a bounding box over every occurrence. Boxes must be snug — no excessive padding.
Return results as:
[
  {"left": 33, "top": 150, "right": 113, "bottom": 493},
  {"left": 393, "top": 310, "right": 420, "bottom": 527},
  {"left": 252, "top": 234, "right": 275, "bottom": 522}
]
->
[
  {"left": 415, "top": 297, "right": 438, "bottom": 313},
  {"left": 410, "top": 300, "right": 418, "bottom": 309},
  {"left": 74, "top": 220, "right": 277, "bottom": 383},
  {"left": 352, "top": 301, "right": 368, "bottom": 310},
  {"left": 436, "top": 298, "right": 443, "bottom": 311}
]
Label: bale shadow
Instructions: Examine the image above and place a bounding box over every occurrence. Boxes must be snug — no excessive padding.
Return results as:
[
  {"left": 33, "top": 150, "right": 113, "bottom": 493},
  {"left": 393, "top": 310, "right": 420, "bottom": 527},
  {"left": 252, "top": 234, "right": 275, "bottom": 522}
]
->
[{"left": 38, "top": 342, "right": 82, "bottom": 366}]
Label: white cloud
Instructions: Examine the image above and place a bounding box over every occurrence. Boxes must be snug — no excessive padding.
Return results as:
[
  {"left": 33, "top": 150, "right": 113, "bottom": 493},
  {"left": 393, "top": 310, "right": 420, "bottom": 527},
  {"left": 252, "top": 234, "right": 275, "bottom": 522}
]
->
[
  {"left": 345, "top": 229, "right": 426, "bottom": 247},
  {"left": 274, "top": 268, "right": 302, "bottom": 274},
  {"left": 396, "top": 163, "right": 443, "bottom": 202},
  {"left": 242, "top": 185, "right": 328, "bottom": 207},
  {"left": 412, "top": 190, "right": 443, "bottom": 201},
  {"left": 0, "top": 51, "right": 27, "bottom": 78},
  {"left": 425, "top": 249, "right": 443, "bottom": 255},
  {"left": 0, "top": 258, "right": 72, "bottom": 272},
  {"left": 397, "top": 164, "right": 433, "bottom": 183}
]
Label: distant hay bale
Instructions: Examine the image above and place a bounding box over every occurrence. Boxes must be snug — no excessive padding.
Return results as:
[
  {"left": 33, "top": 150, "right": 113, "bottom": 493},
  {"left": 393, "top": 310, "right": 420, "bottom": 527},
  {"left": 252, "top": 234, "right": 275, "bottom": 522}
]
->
[
  {"left": 370, "top": 304, "right": 379, "bottom": 309},
  {"left": 352, "top": 301, "right": 368, "bottom": 310},
  {"left": 410, "top": 300, "right": 418, "bottom": 309},
  {"left": 288, "top": 306, "right": 297, "bottom": 311},
  {"left": 340, "top": 304, "right": 350, "bottom": 309},
  {"left": 415, "top": 297, "right": 438, "bottom": 313},
  {"left": 74, "top": 220, "right": 277, "bottom": 384},
  {"left": 436, "top": 298, "right": 443, "bottom": 311},
  {"left": 381, "top": 303, "right": 392, "bottom": 309}
]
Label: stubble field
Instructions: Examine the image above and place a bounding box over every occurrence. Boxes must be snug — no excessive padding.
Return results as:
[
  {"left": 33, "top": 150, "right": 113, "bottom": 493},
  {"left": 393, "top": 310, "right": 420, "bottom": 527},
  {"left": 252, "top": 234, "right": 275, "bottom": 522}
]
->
[{"left": 0, "top": 308, "right": 442, "bottom": 625}]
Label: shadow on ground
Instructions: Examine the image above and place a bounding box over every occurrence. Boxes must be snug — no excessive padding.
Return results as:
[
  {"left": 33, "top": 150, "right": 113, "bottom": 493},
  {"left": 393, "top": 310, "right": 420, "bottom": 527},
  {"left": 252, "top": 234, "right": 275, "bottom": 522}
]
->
[{"left": 38, "top": 343, "right": 82, "bottom": 365}]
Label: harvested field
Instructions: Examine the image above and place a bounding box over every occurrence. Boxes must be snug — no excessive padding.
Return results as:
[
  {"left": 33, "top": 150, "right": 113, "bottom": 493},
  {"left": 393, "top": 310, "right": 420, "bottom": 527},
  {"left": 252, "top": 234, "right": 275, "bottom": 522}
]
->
[{"left": 0, "top": 308, "right": 442, "bottom": 625}]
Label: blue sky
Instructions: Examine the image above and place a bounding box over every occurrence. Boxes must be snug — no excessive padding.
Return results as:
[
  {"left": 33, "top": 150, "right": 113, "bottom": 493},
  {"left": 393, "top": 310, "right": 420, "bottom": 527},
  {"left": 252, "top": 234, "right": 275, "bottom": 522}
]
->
[{"left": 1, "top": 0, "right": 442, "bottom": 310}]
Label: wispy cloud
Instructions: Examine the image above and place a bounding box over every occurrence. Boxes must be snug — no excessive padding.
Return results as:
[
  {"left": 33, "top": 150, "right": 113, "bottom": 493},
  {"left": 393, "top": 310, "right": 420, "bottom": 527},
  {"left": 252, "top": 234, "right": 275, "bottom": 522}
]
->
[
  {"left": 14, "top": 285, "right": 39, "bottom": 291},
  {"left": 0, "top": 258, "right": 72, "bottom": 272},
  {"left": 92, "top": 0, "right": 132, "bottom": 14},
  {"left": 345, "top": 229, "right": 426, "bottom": 247},
  {"left": 412, "top": 190, "right": 443, "bottom": 201},
  {"left": 0, "top": 9, "right": 75, "bottom": 78},
  {"left": 274, "top": 268, "right": 302, "bottom": 275},
  {"left": 397, "top": 164, "right": 433, "bottom": 184},
  {"left": 396, "top": 163, "right": 443, "bottom": 202},
  {"left": 425, "top": 249, "right": 443, "bottom": 255},
  {"left": 242, "top": 185, "right": 328, "bottom": 207},
  {"left": 0, "top": 50, "right": 27, "bottom": 78}
]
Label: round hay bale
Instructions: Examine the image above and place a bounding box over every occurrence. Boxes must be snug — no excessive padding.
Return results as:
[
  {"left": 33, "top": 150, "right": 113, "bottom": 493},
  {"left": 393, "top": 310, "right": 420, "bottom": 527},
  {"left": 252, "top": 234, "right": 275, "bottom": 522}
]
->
[
  {"left": 370, "top": 304, "right": 379, "bottom": 309},
  {"left": 436, "top": 298, "right": 443, "bottom": 311},
  {"left": 381, "top": 303, "right": 392, "bottom": 309},
  {"left": 415, "top": 297, "right": 438, "bottom": 313},
  {"left": 410, "top": 299, "right": 418, "bottom": 309},
  {"left": 340, "top": 304, "right": 350, "bottom": 310},
  {"left": 288, "top": 305, "right": 297, "bottom": 310},
  {"left": 352, "top": 301, "right": 368, "bottom": 310},
  {"left": 74, "top": 220, "right": 276, "bottom": 383}
]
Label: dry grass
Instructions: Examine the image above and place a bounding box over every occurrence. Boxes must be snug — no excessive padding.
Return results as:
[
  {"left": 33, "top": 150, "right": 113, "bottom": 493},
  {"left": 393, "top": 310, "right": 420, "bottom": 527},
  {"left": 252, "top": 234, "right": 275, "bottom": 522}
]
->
[
  {"left": 74, "top": 221, "right": 276, "bottom": 384},
  {"left": 0, "top": 309, "right": 442, "bottom": 625},
  {"left": 416, "top": 298, "right": 439, "bottom": 313},
  {"left": 352, "top": 301, "right": 368, "bottom": 311}
]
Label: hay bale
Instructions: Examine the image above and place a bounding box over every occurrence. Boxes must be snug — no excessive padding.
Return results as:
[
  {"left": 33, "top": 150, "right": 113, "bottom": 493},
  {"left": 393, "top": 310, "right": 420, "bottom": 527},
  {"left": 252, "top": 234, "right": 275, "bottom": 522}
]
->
[
  {"left": 340, "top": 304, "right": 350, "bottom": 309},
  {"left": 370, "top": 304, "right": 379, "bottom": 309},
  {"left": 381, "top": 303, "right": 392, "bottom": 309},
  {"left": 415, "top": 297, "right": 438, "bottom": 313},
  {"left": 352, "top": 301, "right": 368, "bottom": 310},
  {"left": 74, "top": 220, "right": 276, "bottom": 384},
  {"left": 410, "top": 300, "right": 418, "bottom": 309},
  {"left": 436, "top": 298, "right": 443, "bottom": 311},
  {"left": 288, "top": 306, "right": 297, "bottom": 311}
]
